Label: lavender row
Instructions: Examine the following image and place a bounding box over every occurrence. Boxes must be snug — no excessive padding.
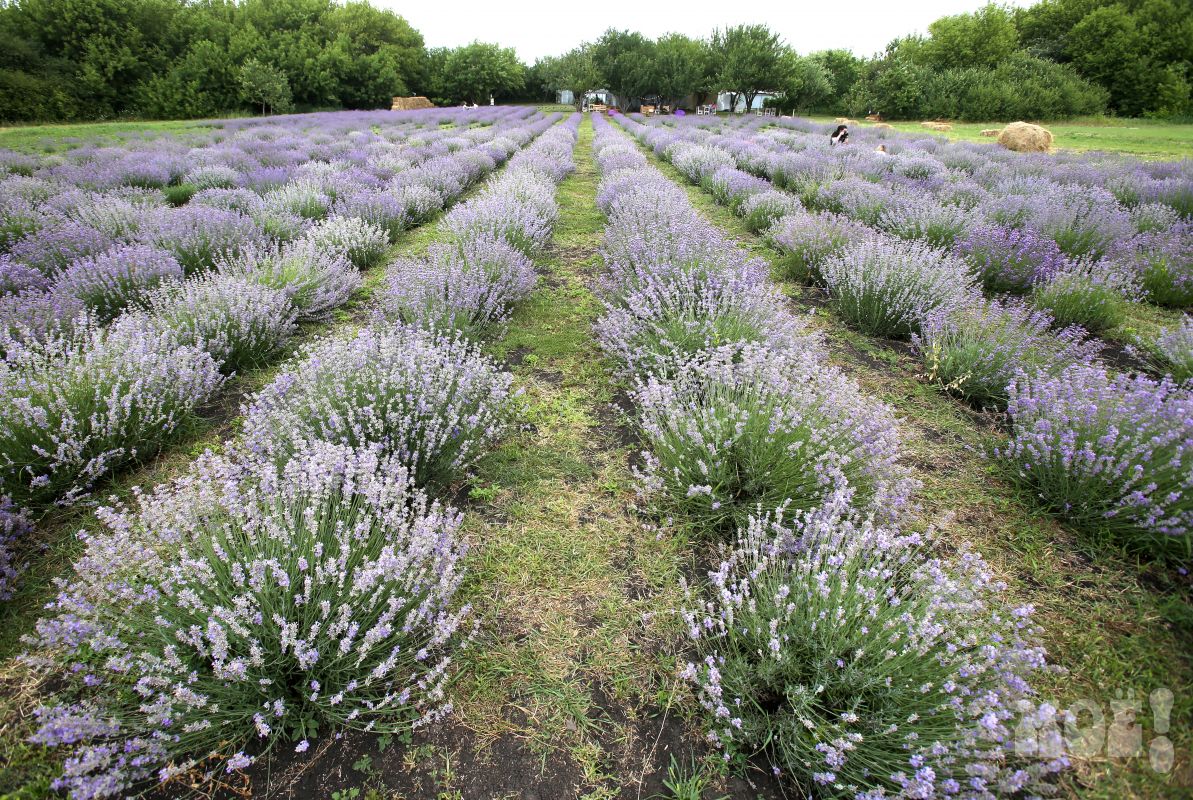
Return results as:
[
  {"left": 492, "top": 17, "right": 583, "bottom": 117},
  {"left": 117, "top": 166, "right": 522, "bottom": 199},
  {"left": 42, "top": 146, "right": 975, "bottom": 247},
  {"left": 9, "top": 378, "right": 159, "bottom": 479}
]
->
[
  {"left": 15, "top": 112, "right": 560, "bottom": 796},
  {"left": 0, "top": 111, "right": 561, "bottom": 603},
  {"left": 615, "top": 113, "right": 1193, "bottom": 557},
  {"left": 1, "top": 109, "right": 559, "bottom": 342},
  {"left": 377, "top": 115, "right": 581, "bottom": 339},
  {"left": 593, "top": 115, "right": 1066, "bottom": 797}
]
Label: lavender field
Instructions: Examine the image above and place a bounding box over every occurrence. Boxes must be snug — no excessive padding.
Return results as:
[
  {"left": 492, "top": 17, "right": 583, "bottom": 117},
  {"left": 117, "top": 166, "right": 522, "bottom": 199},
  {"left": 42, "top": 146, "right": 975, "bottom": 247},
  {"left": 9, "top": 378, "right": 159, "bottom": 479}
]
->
[{"left": 0, "top": 108, "right": 1189, "bottom": 800}]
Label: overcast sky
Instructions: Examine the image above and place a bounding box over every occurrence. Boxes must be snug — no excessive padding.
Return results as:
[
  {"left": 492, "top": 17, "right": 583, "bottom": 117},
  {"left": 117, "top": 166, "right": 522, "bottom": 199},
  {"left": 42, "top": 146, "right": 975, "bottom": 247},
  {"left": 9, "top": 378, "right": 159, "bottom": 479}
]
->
[{"left": 378, "top": 0, "right": 1038, "bottom": 63}]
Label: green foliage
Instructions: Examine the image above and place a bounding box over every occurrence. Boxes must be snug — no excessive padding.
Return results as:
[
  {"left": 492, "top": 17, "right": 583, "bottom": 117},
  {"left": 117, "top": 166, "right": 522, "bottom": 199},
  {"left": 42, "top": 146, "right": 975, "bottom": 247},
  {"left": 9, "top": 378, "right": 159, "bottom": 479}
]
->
[
  {"left": 592, "top": 29, "right": 655, "bottom": 108},
  {"left": 0, "top": 0, "right": 424, "bottom": 123},
  {"left": 710, "top": 24, "right": 787, "bottom": 111},
  {"left": 238, "top": 58, "right": 293, "bottom": 116},
  {"left": 920, "top": 4, "right": 1020, "bottom": 69},
  {"left": 429, "top": 41, "right": 525, "bottom": 105},
  {"left": 650, "top": 34, "right": 712, "bottom": 108}
]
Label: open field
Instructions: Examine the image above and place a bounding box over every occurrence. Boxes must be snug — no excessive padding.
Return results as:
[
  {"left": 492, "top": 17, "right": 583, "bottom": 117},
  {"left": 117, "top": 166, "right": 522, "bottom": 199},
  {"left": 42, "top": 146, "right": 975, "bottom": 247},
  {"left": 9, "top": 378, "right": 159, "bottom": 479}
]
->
[
  {"left": 0, "top": 108, "right": 1190, "bottom": 800},
  {"left": 813, "top": 116, "right": 1193, "bottom": 159}
]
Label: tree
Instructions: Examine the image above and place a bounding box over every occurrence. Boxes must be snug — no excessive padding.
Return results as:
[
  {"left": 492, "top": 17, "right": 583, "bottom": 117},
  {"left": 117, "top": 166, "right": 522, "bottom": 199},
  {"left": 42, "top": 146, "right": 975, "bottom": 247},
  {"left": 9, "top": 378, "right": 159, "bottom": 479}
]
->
[
  {"left": 711, "top": 24, "right": 787, "bottom": 112},
  {"left": 437, "top": 42, "right": 524, "bottom": 105},
  {"left": 592, "top": 28, "right": 654, "bottom": 109},
  {"left": 809, "top": 49, "right": 864, "bottom": 112},
  {"left": 920, "top": 4, "right": 1020, "bottom": 70},
  {"left": 649, "top": 33, "right": 712, "bottom": 109},
  {"left": 778, "top": 53, "right": 833, "bottom": 113},
  {"left": 238, "top": 57, "right": 292, "bottom": 115},
  {"left": 538, "top": 45, "right": 603, "bottom": 109}
]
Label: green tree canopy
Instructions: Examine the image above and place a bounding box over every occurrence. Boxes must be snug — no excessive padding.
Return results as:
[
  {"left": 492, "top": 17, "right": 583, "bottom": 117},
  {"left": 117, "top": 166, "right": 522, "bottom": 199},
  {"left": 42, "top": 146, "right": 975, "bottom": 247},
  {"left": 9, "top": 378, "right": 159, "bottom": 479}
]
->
[{"left": 711, "top": 24, "right": 788, "bottom": 112}]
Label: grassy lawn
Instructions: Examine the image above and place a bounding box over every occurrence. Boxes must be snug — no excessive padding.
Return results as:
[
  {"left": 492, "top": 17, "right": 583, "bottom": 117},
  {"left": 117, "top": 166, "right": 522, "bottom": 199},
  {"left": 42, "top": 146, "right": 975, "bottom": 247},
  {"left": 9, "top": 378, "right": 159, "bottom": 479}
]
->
[
  {"left": 831, "top": 116, "right": 1193, "bottom": 159},
  {"left": 0, "top": 118, "right": 230, "bottom": 152}
]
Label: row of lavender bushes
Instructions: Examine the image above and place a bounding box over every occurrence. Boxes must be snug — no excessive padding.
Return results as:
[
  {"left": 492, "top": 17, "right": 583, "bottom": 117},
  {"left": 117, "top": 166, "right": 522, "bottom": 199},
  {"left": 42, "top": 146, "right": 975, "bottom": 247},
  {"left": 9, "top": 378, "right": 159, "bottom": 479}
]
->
[
  {"left": 0, "top": 110, "right": 558, "bottom": 600},
  {"left": 17, "top": 112, "right": 579, "bottom": 799},
  {"left": 594, "top": 112, "right": 1068, "bottom": 798},
  {"left": 616, "top": 113, "right": 1193, "bottom": 560}
]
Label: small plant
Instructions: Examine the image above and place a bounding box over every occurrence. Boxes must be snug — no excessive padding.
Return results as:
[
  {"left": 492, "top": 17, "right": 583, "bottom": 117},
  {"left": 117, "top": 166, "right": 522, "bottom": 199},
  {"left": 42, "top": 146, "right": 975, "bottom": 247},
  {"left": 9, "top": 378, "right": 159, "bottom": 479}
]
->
[
  {"left": 998, "top": 364, "right": 1193, "bottom": 556},
  {"left": 241, "top": 324, "right": 515, "bottom": 491},
  {"left": 953, "top": 224, "right": 1066, "bottom": 294},
  {"left": 303, "top": 215, "right": 390, "bottom": 270},
  {"left": 766, "top": 211, "right": 867, "bottom": 284},
  {"left": 53, "top": 244, "right": 183, "bottom": 323},
  {"left": 1031, "top": 258, "right": 1140, "bottom": 333},
  {"left": 1129, "top": 317, "right": 1193, "bottom": 384},
  {"left": 220, "top": 240, "right": 361, "bottom": 322},
  {"left": 821, "top": 235, "right": 978, "bottom": 339}
]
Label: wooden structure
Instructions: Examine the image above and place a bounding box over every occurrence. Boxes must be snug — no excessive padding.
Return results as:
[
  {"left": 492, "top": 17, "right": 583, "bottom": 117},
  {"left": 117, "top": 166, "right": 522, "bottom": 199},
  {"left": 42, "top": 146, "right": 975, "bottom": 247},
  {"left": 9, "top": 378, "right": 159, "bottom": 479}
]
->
[{"left": 391, "top": 96, "right": 434, "bottom": 111}]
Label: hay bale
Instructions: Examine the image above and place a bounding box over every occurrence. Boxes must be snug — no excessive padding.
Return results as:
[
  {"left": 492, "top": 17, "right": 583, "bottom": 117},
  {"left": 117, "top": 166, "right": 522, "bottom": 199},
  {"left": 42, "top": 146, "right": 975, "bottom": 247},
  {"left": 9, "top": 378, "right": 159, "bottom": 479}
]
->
[
  {"left": 865, "top": 114, "right": 884, "bottom": 122},
  {"left": 920, "top": 121, "right": 953, "bottom": 132},
  {"left": 873, "top": 123, "right": 894, "bottom": 130},
  {"left": 834, "top": 117, "right": 857, "bottom": 126},
  {"left": 980, "top": 129, "right": 1000, "bottom": 137},
  {"left": 997, "top": 121, "right": 1053, "bottom": 153},
  {"left": 391, "top": 96, "right": 435, "bottom": 111}
]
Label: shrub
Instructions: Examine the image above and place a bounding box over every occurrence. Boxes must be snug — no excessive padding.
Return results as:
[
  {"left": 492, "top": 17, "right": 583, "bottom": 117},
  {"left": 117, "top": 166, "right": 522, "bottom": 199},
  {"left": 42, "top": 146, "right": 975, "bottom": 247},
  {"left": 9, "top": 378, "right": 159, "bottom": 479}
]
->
[
  {"left": 914, "top": 299, "right": 1102, "bottom": 409},
  {"left": 670, "top": 144, "right": 735, "bottom": 183},
  {"left": 0, "top": 195, "right": 42, "bottom": 251},
  {"left": 1130, "top": 317, "right": 1193, "bottom": 384},
  {"left": 53, "top": 245, "right": 183, "bottom": 323},
  {"left": 706, "top": 166, "right": 771, "bottom": 212},
  {"left": 332, "top": 189, "right": 408, "bottom": 242},
  {"left": 442, "top": 182, "right": 556, "bottom": 256},
  {"left": 878, "top": 194, "right": 974, "bottom": 249},
  {"left": 681, "top": 497, "right": 1065, "bottom": 796},
  {"left": 27, "top": 442, "right": 470, "bottom": 799},
  {"left": 998, "top": 365, "right": 1192, "bottom": 555},
  {"left": 595, "top": 262, "right": 813, "bottom": 381},
  {"left": 9, "top": 223, "right": 113, "bottom": 277},
  {"left": 0, "top": 289, "right": 86, "bottom": 348},
  {"left": 379, "top": 235, "right": 536, "bottom": 339},
  {"left": 1116, "top": 225, "right": 1193, "bottom": 308},
  {"left": 740, "top": 190, "right": 801, "bottom": 233},
  {"left": 953, "top": 225, "right": 1066, "bottom": 294},
  {"left": 0, "top": 253, "right": 51, "bottom": 295},
  {"left": 241, "top": 325, "right": 514, "bottom": 492},
  {"left": 1129, "top": 202, "right": 1179, "bottom": 234},
  {"left": 1031, "top": 259, "right": 1140, "bottom": 333},
  {"left": 302, "top": 216, "right": 390, "bottom": 270},
  {"left": 139, "top": 275, "right": 296, "bottom": 374},
  {"left": 264, "top": 180, "right": 331, "bottom": 221},
  {"left": 634, "top": 346, "right": 912, "bottom": 531},
  {"left": 822, "top": 236, "right": 978, "bottom": 339},
  {"left": 766, "top": 212, "right": 868, "bottom": 284},
  {"left": 0, "top": 497, "right": 31, "bottom": 601},
  {"left": 142, "top": 206, "right": 265, "bottom": 276},
  {"left": 0, "top": 315, "right": 223, "bottom": 506},
  {"left": 219, "top": 241, "right": 360, "bottom": 322}
]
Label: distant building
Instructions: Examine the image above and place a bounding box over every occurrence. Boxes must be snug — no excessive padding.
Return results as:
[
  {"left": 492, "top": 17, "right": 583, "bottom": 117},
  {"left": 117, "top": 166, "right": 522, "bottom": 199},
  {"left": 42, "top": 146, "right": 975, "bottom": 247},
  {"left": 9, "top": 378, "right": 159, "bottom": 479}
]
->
[
  {"left": 715, "top": 91, "right": 779, "bottom": 113},
  {"left": 555, "top": 89, "right": 623, "bottom": 109}
]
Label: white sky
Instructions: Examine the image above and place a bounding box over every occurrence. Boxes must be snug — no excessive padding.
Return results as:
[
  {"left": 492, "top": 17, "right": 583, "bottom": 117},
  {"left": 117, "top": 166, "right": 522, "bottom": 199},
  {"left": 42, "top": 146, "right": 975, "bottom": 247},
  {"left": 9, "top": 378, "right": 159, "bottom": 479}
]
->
[{"left": 377, "top": 0, "right": 1038, "bottom": 63}]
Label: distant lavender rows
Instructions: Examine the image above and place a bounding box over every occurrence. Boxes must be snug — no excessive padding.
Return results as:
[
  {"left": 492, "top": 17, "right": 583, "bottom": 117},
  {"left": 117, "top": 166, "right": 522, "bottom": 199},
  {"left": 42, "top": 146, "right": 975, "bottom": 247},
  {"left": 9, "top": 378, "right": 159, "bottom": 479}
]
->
[
  {"left": 19, "top": 114, "right": 580, "bottom": 798},
  {"left": 590, "top": 113, "right": 1069, "bottom": 797},
  {"left": 611, "top": 112, "right": 1192, "bottom": 557},
  {"left": 0, "top": 108, "right": 563, "bottom": 601}
]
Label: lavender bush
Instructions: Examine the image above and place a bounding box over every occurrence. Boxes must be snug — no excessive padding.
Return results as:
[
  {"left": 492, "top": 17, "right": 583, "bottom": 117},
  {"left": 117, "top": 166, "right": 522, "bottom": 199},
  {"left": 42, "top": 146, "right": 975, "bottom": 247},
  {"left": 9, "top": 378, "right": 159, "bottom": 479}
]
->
[
  {"left": 1130, "top": 317, "right": 1193, "bottom": 384},
  {"left": 766, "top": 212, "right": 868, "bottom": 284},
  {"left": 26, "top": 442, "right": 471, "bottom": 799},
  {"left": 139, "top": 274, "right": 297, "bottom": 373},
  {"left": 0, "top": 497, "right": 31, "bottom": 601},
  {"left": 681, "top": 497, "right": 1066, "bottom": 797},
  {"left": 999, "top": 364, "right": 1193, "bottom": 554},
  {"left": 740, "top": 190, "right": 801, "bottom": 234},
  {"left": 0, "top": 315, "right": 223, "bottom": 506},
  {"left": 953, "top": 225, "right": 1066, "bottom": 294},
  {"left": 1031, "top": 259, "right": 1141, "bottom": 333},
  {"left": 379, "top": 235, "right": 536, "bottom": 339},
  {"left": 634, "top": 346, "right": 912, "bottom": 531},
  {"left": 821, "top": 236, "right": 978, "bottom": 339},
  {"left": 53, "top": 245, "right": 183, "bottom": 323},
  {"left": 241, "top": 325, "right": 514, "bottom": 491},
  {"left": 1117, "top": 225, "right": 1193, "bottom": 308},
  {"left": 302, "top": 215, "right": 390, "bottom": 270},
  {"left": 142, "top": 206, "right": 264, "bottom": 276},
  {"left": 220, "top": 240, "right": 360, "bottom": 321},
  {"left": 914, "top": 299, "right": 1102, "bottom": 409}
]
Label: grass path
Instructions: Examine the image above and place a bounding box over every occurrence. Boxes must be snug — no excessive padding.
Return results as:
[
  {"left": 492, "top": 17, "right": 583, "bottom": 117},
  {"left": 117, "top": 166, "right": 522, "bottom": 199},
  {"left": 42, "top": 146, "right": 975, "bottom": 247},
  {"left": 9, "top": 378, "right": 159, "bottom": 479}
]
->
[{"left": 617, "top": 124, "right": 1193, "bottom": 799}]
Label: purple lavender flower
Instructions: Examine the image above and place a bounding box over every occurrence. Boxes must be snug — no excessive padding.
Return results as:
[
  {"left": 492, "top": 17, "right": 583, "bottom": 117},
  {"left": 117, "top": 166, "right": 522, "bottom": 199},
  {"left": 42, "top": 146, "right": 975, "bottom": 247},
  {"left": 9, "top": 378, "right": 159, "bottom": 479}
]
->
[
  {"left": 9, "top": 223, "right": 114, "bottom": 277},
  {"left": 999, "top": 364, "right": 1193, "bottom": 553},
  {"left": 954, "top": 224, "right": 1066, "bottom": 293},
  {"left": 219, "top": 240, "right": 360, "bottom": 322},
  {"left": 766, "top": 211, "right": 869, "bottom": 284},
  {"left": 53, "top": 245, "right": 184, "bottom": 323},
  {"left": 1031, "top": 258, "right": 1142, "bottom": 333},
  {"left": 1129, "top": 316, "right": 1193, "bottom": 385},
  {"left": 141, "top": 206, "right": 265, "bottom": 276}
]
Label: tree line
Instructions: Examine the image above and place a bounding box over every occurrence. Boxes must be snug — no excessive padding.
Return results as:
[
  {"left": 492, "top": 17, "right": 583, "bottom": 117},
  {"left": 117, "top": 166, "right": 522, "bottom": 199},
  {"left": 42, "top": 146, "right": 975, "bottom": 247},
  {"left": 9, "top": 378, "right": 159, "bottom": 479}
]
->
[{"left": 1, "top": 0, "right": 1189, "bottom": 124}]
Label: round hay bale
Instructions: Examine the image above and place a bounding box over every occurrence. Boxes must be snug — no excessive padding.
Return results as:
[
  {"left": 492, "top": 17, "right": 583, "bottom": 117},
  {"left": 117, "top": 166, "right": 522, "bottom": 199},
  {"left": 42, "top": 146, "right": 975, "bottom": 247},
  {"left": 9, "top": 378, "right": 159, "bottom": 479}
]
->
[
  {"left": 920, "top": 121, "right": 953, "bottom": 132},
  {"left": 997, "top": 121, "right": 1053, "bottom": 153},
  {"left": 980, "top": 129, "right": 1000, "bottom": 137}
]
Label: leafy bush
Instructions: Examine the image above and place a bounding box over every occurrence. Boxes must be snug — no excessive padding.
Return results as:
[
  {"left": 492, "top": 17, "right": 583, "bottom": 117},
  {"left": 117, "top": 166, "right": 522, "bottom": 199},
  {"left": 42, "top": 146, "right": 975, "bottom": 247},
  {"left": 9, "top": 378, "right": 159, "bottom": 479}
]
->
[
  {"left": 740, "top": 190, "right": 801, "bottom": 233},
  {"left": 822, "top": 236, "right": 978, "bottom": 338},
  {"left": 302, "top": 215, "right": 390, "bottom": 270},
  {"left": 634, "top": 346, "right": 912, "bottom": 531},
  {"left": 1031, "top": 259, "right": 1140, "bottom": 333},
  {"left": 241, "top": 325, "right": 514, "bottom": 491},
  {"left": 998, "top": 365, "right": 1192, "bottom": 556},
  {"left": 28, "top": 443, "right": 470, "bottom": 798},
  {"left": 767, "top": 211, "right": 869, "bottom": 284},
  {"left": 0, "top": 315, "right": 223, "bottom": 506},
  {"left": 53, "top": 245, "right": 183, "bottom": 323},
  {"left": 142, "top": 206, "right": 265, "bottom": 276},
  {"left": 914, "top": 299, "right": 1101, "bottom": 409},
  {"left": 379, "top": 235, "right": 536, "bottom": 339},
  {"left": 681, "top": 496, "right": 1065, "bottom": 796}
]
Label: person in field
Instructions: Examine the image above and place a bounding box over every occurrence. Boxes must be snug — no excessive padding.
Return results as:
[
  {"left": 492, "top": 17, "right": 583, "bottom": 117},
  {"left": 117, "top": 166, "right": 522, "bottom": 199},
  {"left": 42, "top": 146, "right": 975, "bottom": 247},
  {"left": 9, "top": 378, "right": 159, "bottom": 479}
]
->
[
  {"left": 875, "top": 144, "right": 888, "bottom": 155},
  {"left": 830, "top": 124, "right": 849, "bottom": 146}
]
